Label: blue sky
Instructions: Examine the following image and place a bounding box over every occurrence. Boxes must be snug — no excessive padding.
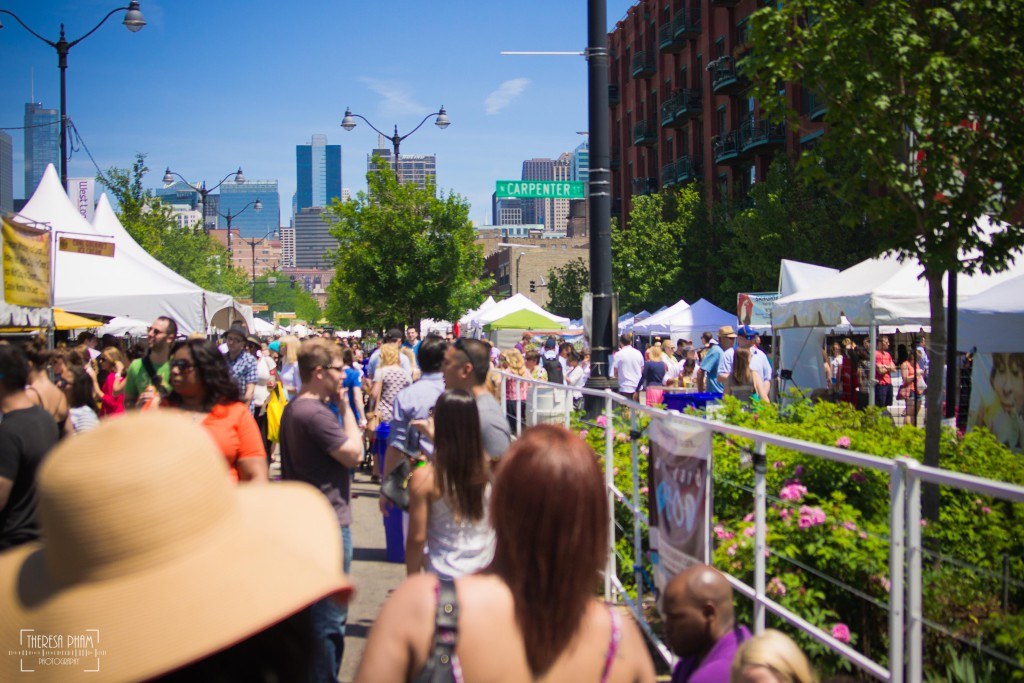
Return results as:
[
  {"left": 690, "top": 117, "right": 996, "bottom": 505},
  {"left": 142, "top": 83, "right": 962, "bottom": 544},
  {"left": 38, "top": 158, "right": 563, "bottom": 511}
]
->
[{"left": 1, "top": 0, "right": 636, "bottom": 226}]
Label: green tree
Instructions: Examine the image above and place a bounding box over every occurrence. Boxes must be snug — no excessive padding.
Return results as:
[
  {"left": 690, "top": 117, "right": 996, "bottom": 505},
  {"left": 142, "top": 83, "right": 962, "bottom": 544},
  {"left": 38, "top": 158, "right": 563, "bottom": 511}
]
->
[
  {"left": 324, "top": 156, "right": 489, "bottom": 330},
  {"left": 546, "top": 257, "right": 589, "bottom": 318},
  {"left": 100, "top": 153, "right": 250, "bottom": 297},
  {"left": 252, "top": 270, "right": 322, "bottom": 323},
  {"left": 744, "top": 0, "right": 1024, "bottom": 484}
]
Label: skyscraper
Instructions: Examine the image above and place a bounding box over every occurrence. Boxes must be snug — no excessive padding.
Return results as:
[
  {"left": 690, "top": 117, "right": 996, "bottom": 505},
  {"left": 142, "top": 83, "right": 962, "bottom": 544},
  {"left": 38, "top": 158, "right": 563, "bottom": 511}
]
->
[
  {"left": 295, "top": 134, "right": 342, "bottom": 213},
  {"left": 573, "top": 138, "right": 590, "bottom": 184},
  {"left": 219, "top": 180, "right": 281, "bottom": 238},
  {"left": 23, "top": 102, "right": 59, "bottom": 198},
  {"left": 293, "top": 207, "right": 338, "bottom": 268},
  {"left": 367, "top": 136, "right": 436, "bottom": 191},
  {"left": 0, "top": 131, "right": 13, "bottom": 212},
  {"left": 520, "top": 158, "right": 554, "bottom": 225}
]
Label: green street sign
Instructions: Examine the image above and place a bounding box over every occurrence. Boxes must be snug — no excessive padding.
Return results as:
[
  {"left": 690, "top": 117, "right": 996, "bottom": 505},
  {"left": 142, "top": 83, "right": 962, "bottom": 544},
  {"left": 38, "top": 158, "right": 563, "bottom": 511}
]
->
[{"left": 495, "top": 180, "right": 585, "bottom": 199}]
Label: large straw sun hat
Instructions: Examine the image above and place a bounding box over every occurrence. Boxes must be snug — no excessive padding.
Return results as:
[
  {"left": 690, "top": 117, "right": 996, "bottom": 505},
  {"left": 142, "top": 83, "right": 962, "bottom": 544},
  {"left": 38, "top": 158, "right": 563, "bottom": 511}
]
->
[{"left": 0, "top": 412, "right": 352, "bottom": 682}]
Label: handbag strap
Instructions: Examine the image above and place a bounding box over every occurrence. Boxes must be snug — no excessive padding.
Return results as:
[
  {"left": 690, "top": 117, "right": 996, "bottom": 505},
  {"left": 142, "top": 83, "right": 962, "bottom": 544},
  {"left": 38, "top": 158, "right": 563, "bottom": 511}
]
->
[{"left": 430, "top": 577, "right": 461, "bottom": 680}]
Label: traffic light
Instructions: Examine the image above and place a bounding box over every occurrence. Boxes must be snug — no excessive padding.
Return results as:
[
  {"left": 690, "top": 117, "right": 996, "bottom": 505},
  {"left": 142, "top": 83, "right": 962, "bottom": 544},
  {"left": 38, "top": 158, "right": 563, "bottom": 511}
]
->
[{"left": 529, "top": 280, "right": 536, "bottom": 293}]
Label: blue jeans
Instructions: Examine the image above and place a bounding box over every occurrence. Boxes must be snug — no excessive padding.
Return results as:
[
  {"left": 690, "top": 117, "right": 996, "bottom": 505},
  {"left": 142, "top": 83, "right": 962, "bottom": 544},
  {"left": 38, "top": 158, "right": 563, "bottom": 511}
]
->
[{"left": 308, "top": 525, "right": 352, "bottom": 682}]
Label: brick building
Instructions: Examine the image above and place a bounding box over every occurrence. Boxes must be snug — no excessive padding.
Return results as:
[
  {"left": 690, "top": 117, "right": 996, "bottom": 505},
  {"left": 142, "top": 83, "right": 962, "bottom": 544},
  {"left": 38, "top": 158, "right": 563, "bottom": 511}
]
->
[
  {"left": 608, "top": 0, "right": 825, "bottom": 225},
  {"left": 209, "top": 228, "right": 282, "bottom": 279},
  {"left": 478, "top": 236, "right": 590, "bottom": 308}
]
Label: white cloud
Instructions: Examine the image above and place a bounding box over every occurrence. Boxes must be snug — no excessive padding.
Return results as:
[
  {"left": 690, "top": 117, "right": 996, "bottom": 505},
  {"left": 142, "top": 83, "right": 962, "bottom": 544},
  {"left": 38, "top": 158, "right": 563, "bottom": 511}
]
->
[
  {"left": 484, "top": 78, "right": 530, "bottom": 115},
  {"left": 357, "top": 77, "right": 428, "bottom": 118}
]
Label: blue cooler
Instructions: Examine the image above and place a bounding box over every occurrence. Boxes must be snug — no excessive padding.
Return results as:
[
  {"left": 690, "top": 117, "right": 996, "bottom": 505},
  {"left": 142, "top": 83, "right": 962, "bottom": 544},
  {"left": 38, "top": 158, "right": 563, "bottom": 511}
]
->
[
  {"left": 663, "top": 391, "right": 722, "bottom": 413},
  {"left": 375, "top": 423, "right": 405, "bottom": 564}
]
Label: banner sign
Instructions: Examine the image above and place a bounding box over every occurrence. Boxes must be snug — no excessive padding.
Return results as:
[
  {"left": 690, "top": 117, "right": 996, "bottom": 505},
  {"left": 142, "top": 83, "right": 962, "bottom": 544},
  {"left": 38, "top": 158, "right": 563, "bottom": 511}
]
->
[
  {"left": 495, "top": 180, "right": 585, "bottom": 199},
  {"left": 648, "top": 418, "right": 712, "bottom": 596},
  {"left": 2, "top": 218, "right": 52, "bottom": 308},
  {"left": 67, "top": 178, "right": 96, "bottom": 222},
  {"left": 967, "top": 352, "right": 1024, "bottom": 453},
  {"left": 58, "top": 236, "right": 115, "bottom": 258},
  {"left": 738, "top": 291, "right": 779, "bottom": 328}
]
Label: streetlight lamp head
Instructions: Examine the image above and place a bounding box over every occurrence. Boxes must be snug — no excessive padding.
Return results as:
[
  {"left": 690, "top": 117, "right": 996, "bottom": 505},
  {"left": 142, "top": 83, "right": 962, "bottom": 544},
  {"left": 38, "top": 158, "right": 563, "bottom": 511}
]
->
[
  {"left": 341, "top": 108, "right": 357, "bottom": 131},
  {"left": 254, "top": 198, "right": 263, "bottom": 212},
  {"left": 434, "top": 106, "right": 450, "bottom": 129},
  {"left": 162, "top": 167, "right": 173, "bottom": 184},
  {"left": 123, "top": 1, "right": 146, "bottom": 32},
  {"left": 234, "top": 168, "right": 245, "bottom": 184}
]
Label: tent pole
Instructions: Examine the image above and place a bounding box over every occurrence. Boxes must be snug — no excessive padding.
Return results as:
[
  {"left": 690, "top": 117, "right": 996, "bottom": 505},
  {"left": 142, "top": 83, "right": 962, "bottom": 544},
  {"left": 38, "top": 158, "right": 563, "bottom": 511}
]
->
[{"left": 868, "top": 324, "right": 877, "bottom": 407}]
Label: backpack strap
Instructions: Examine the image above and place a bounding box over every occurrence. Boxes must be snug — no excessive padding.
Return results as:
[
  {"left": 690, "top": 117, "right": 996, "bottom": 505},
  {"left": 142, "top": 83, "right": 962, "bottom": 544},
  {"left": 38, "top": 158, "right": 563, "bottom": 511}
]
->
[
  {"left": 432, "top": 577, "right": 459, "bottom": 666},
  {"left": 141, "top": 352, "right": 169, "bottom": 397}
]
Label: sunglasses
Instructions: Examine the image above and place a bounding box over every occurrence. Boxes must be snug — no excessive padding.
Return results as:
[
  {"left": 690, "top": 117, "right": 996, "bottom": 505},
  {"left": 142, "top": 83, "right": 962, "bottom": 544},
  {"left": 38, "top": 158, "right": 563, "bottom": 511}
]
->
[
  {"left": 453, "top": 338, "right": 481, "bottom": 376},
  {"left": 170, "top": 359, "right": 194, "bottom": 371}
]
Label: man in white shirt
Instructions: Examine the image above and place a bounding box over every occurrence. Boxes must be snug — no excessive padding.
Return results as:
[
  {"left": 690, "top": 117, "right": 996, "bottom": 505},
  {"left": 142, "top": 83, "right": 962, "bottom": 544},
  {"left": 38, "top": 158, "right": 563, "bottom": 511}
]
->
[
  {"left": 717, "top": 325, "right": 772, "bottom": 388},
  {"left": 611, "top": 334, "right": 645, "bottom": 400}
]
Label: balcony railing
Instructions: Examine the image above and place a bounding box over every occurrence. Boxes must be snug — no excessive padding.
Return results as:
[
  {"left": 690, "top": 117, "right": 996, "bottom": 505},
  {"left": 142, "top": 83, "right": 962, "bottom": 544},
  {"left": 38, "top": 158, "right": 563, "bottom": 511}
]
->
[
  {"left": 632, "top": 119, "right": 658, "bottom": 146},
  {"left": 609, "top": 83, "right": 620, "bottom": 107},
  {"left": 806, "top": 91, "right": 827, "bottom": 121},
  {"left": 672, "top": 8, "right": 701, "bottom": 42},
  {"left": 661, "top": 161, "right": 677, "bottom": 187},
  {"left": 676, "top": 154, "right": 701, "bottom": 184},
  {"left": 739, "top": 119, "right": 786, "bottom": 154},
  {"left": 631, "top": 51, "right": 656, "bottom": 79},
  {"left": 631, "top": 177, "right": 658, "bottom": 196},
  {"left": 709, "top": 56, "right": 747, "bottom": 95},
  {"left": 658, "top": 23, "right": 681, "bottom": 53},
  {"left": 712, "top": 131, "right": 742, "bottom": 165},
  {"left": 661, "top": 89, "right": 703, "bottom": 128}
]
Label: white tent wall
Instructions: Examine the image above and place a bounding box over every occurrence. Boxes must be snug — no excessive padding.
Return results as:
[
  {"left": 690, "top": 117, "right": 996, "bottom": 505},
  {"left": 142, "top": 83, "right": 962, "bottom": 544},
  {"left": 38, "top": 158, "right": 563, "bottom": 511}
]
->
[
  {"left": 959, "top": 273, "right": 1024, "bottom": 353},
  {"left": 775, "top": 261, "right": 840, "bottom": 394},
  {"left": 631, "top": 298, "right": 738, "bottom": 345},
  {"left": 462, "top": 294, "right": 569, "bottom": 338}
]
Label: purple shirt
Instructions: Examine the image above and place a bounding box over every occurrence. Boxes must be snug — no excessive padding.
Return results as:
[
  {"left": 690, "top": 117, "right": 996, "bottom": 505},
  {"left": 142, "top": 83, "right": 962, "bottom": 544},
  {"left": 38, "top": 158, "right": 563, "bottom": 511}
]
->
[{"left": 671, "top": 625, "right": 751, "bottom": 683}]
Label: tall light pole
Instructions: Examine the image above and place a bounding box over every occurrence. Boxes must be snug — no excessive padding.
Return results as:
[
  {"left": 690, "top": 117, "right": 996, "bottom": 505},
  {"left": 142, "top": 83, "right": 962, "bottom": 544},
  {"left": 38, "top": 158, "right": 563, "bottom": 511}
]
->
[
  {"left": 516, "top": 252, "right": 526, "bottom": 295},
  {"left": 216, "top": 199, "right": 262, "bottom": 254},
  {"left": 162, "top": 166, "right": 247, "bottom": 230},
  {"left": 0, "top": 3, "right": 146, "bottom": 189},
  {"left": 238, "top": 228, "right": 277, "bottom": 303},
  {"left": 341, "top": 106, "right": 450, "bottom": 183}
]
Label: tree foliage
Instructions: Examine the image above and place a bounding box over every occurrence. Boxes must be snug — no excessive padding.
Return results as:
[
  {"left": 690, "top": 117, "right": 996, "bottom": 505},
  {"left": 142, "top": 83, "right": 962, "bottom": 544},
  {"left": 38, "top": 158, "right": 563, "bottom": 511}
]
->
[
  {"left": 324, "top": 157, "right": 489, "bottom": 331},
  {"left": 546, "top": 257, "right": 589, "bottom": 318},
  {"left": 252, "top": 270, "right": 322, "bottom": 323},
  {"left": 100, "top": 153, "right": 249, "bottom": 297},
  {"left": 744, "top": 0, "right": 1024, "bottom": 478}
]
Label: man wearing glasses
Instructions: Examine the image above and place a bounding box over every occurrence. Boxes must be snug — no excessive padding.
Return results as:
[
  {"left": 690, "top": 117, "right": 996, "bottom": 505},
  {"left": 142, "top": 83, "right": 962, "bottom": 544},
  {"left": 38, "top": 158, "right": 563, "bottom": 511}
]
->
[
  {"left": 442, "top": 337, "right": 512, "bottom": 460},
  {"left": 124, "top": 316, "right": 177, "bottom": 409},
  {"left": 279, "top": 338, "right": 363, "bottom": 678}
]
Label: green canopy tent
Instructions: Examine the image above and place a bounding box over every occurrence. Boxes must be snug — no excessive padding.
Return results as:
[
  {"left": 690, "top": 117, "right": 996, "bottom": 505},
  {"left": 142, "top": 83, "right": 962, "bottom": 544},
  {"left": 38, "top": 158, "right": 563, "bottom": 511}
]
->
[{"left": 483, "top": 308, "right": 567, "bottom": 349}]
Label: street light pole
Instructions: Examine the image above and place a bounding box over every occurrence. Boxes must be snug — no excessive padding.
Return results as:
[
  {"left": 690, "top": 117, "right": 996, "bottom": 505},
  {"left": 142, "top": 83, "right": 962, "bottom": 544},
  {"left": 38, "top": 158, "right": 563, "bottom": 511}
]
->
[
  {"left": 239, "top": 228, "right": 277, "bottom": 304},
  {"left": 163, "top": 166, "right": 247, "bottom": 231},
  {"left": 0, "top": 3, "right": 146, "bottom": 189},
  {"left": 218, "top": 198, "right": 262, "bottom": 257},
  {"left": 516, "top": 251, "right": 526, "bottom": 295},
  {"left": 341, "top": 107, "right": 450, "bottom": 184}
]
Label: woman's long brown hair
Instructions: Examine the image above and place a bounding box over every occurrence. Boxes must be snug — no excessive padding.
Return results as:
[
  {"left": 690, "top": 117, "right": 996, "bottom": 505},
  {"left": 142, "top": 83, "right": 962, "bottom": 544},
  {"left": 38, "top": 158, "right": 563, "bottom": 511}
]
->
[{"left": 432, "top": 389, "right": 488, "bottom": 521}]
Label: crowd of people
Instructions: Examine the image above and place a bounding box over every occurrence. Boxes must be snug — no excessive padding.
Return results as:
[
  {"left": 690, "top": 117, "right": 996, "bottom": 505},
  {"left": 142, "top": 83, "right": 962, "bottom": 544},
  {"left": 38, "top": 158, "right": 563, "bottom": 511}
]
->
[{"left": 2, "top": 316, "right": 847, "bottom": 682}]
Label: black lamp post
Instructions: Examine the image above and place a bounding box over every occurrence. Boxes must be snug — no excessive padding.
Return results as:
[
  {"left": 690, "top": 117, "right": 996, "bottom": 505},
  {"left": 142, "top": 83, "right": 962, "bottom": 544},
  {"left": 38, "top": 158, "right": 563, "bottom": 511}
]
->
[
  {"left": 0, "top": 2, "right": 146, "bottom": 189},
  {"left": 238, "top": 228, "right": 277, "bottom": 303},
  {"left": 162, "top": 166, "right": 247, "bottom": 230},
  {"left": 216, "top": 199, "right": 262, "bottom": 254},
  {"left": 341, "top": 106, "right": 449, "bottom": 183}
]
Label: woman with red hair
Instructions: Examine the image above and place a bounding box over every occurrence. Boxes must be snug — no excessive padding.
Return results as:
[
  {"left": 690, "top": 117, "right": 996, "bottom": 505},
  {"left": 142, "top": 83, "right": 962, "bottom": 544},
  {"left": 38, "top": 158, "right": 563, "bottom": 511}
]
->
[{"left": 356, "top": 425, "right": 655, "bottom": 683}]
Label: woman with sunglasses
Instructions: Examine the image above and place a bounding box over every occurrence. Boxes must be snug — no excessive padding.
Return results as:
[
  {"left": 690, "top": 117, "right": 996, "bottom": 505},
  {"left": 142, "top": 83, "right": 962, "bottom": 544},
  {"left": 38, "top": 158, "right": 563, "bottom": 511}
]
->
[
  {"left": 165, "top": 338, "right": 269, "bottom": 484},
  {"left": 23, "top": 335, "right": 70, "bottom": 436},
  {"left": 57, "top": 365, "right": 101, "bottom": 434},
  {"left": 97, "top": 346, "right": 129, "bottom": 417}
]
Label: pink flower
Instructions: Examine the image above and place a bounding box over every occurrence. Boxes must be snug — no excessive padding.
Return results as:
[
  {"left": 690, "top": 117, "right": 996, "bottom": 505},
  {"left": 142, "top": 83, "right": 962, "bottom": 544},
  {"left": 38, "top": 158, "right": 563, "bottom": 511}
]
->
[
  {"left": 831, "top": 623, "right": 851, "bottom": 644},
  {"left": 982, "top": 506, "right": 992, "bottom": 514},
  {"left": 872, "top": 575, "right": 892, "bottom": 593},
  {"left": 767, "top": 576, "right": 787, "bottom": 597},
  {"left": 726, "top": 544, "right": 738, "bottom": 557},
  {"left": 743, "top": 526, "right": 755, "bottom": 537},
  {"left": 639, "top": 486, "right": 649, "bottom": 495},
  {"left": 773, "top": 460, "right": 785, "bottom": 469},
  {"left": 920, "top": 519, "right": 929, "bottom": 527},
  {"left": 579, "top": 429, "right": 590, "bottom": 439},
  {"left": 779, "top": 508, "right": 792, "bottom": 520},
  {"left": 714, "top": 524, "right": 727, "bottom": 539},
  {"left": 743, "top": 512, "right": 754, "bottom": 522},
  {"left": 794, "top": 465, "right": 805, "bottom": 477},
  {"left": 615, "top": 432, "right": 630, "bottom": 443},
  {"left": 835, "top": 436, "right": 852, "bottom": 449},
  {"left": 639, "top": 444, "right": 650, "bottom": 455},
  {"left": 595, "top": 415, "right": 608, "bottom": 427},
  {"left": 779, "top": 483, "right": 808, "bottom": 502},
  {"left": 612, "top": 467, "right": 619, "bottom": 476},
  {"left": 798, "top": 505, "right": 826, "bottom": 528},
  {"left": 859, "top": 531, "right": 868, "bottom": 539},
  {"left": 842, "top": 521, "right": 857, "bottom": 532},
  {"left": 851, "top": 471, "right": 866, "bottom": 483}
]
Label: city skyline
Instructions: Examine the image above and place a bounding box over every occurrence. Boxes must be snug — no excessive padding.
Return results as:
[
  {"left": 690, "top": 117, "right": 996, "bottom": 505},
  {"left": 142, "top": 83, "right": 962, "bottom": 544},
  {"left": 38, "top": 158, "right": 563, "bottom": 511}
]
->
[{"left": 0, "top": 1, "right": 635, "bottom": 226}]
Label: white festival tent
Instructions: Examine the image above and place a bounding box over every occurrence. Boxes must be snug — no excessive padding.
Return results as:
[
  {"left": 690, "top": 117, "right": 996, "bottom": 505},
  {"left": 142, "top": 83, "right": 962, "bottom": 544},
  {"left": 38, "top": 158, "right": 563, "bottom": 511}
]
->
[
  {"left": 463, "top": 293, "right": 569, "bottom": 338},
  {"left": 958, "top": 273, "right": 1024, "bottom": 353},
  {"left": 631, "top": 298, "right": 739, "bottom": 345},
  {"left": 96, "top": 316, "right": 151, "bottom": 337},
  {"left": 458, "top": 296, "right": 497, "bottom": 326},
  {"left": 252, "top": 317, "right": 276, "bottom": 336},
  {"left": 773, "top": 260, "right": 839, "bottom": 395},
  {"left": 15, "top": 165, "right": 250, "bottom": 335}
]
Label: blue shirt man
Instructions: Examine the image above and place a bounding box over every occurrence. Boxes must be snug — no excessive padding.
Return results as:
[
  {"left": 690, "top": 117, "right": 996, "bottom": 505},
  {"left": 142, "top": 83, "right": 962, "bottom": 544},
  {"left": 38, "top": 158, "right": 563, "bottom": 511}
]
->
[{"left": 699, "top": 326, "right": 736, "bottom": 394}]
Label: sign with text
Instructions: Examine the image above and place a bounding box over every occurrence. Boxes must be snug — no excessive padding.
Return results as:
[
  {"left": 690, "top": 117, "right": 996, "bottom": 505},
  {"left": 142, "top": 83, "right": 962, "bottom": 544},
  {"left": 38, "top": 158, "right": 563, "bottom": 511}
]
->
[
  {"left": 59, "top": 236, "right": 115, "bottom": 258},
  {"left": 648, "top": 418, "right": 712, "bottom": 596},
  {"left": 738, "top": 291, "right": 779, "bottom": 328},
  {"left": 251, "top": 304, "right": 269, "bottom": 312},
  {"left": 2, "top": 218, "right": 51, "bottom": 307},
  {"left": 495, "top": 180, "right": 585, "bottom": 199},
  {"left": 67, "top": 177, "right": 96, "bottom": 222}
]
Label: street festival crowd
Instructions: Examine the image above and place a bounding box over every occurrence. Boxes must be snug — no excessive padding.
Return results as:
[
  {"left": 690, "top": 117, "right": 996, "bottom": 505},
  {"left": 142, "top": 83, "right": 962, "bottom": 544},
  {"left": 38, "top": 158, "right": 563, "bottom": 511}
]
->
[{"left": 0, "top": 315, "right": 929, "bottom": 682}]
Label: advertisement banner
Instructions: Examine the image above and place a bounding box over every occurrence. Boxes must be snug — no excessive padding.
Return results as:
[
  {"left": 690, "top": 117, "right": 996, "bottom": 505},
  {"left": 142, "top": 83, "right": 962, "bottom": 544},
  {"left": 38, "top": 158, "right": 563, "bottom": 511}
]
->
[
  {"left": 649, "top": 418, "right": 712, "bottom": 596},
  {"left": 2, "top": 218, "right": 52, "bottom": 308},
  {"left": 737, "top": 291, "right": 779, "bottom": 328},
  {"left": 67, "top": 178, "right": 96, "bottom": 222},
  {"left": 967, "top": 352, "right": 1024, "bottom": 453},
  {"left": 58, "top": 236, "right": 115, "bottom": 258}
]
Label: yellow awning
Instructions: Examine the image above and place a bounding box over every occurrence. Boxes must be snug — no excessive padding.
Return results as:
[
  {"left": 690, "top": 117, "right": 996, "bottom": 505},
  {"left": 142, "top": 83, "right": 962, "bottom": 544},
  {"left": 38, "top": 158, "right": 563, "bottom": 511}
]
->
[{"left": 53, "top": 309, "right": 105, "bottom": 330}]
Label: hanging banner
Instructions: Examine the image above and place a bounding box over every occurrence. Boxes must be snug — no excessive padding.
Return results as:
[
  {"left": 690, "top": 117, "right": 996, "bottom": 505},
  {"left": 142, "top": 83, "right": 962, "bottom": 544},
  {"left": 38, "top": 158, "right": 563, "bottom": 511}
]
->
[
  {"left": 2, "top": 218, "right": 52, "bottom": 308},
  {"left": 67, "top": 178, "right": 96, "bottom": 222},
  {"left": 966, "top": 352, "right": 1024, "bottom": 453},
  {"left": 58, "top": 236, "right": 115, "bottom": 258},
  {"left": 738, "top": 291, "right": 779, "bottom": 327},
  {"left": 648, "top": 418, "right": 712, "bottom": 596}
]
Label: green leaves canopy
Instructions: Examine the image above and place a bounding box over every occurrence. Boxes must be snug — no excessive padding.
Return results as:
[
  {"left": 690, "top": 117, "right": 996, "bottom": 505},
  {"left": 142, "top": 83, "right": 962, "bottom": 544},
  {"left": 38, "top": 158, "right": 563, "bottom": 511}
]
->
[{"left": 546, "top": 257, "right": 590, "bottom": 319}]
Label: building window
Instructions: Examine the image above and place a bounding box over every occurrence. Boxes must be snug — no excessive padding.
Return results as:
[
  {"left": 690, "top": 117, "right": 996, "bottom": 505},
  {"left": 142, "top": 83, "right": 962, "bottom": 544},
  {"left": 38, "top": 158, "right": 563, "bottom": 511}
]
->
[{"left": 717, "top": 106, "right": 727, "bottom": 135}]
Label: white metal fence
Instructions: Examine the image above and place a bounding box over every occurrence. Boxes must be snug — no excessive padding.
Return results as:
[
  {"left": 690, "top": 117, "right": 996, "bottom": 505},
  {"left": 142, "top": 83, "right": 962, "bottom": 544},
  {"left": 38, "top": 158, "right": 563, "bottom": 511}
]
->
[{"left": 496, "top": 370, "right": 1024, "bottom": 682}]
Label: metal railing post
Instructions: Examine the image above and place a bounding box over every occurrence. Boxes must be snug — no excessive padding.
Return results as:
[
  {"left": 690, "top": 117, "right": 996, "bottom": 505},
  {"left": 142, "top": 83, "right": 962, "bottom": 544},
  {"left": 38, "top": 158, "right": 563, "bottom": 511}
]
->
[
  {"left": 753, "top": 440, "right": 767, "bottom": 633},
  {"left": 500, "top": 373, "right": 508, "bottom": 425},
  {"left": 905, "top": 460, "right": 923, "bottom": 683},
  {"left": 516, "top": 379, "right": 523, "bottom": 436},
  {"left": 605, "top": 390, "right": 615, "bottom": 602},
  {"left": 531, "top": 381, "right": 539, "bottom": 428},
  {"left": 631, "top": 409, "right": 643, "bottom": 609},
  {"left": 564, "top": 382, "right": 572, "bottom": 428},
  {"left": 888, "top": 459, "right": 907, "bottom": 683}
]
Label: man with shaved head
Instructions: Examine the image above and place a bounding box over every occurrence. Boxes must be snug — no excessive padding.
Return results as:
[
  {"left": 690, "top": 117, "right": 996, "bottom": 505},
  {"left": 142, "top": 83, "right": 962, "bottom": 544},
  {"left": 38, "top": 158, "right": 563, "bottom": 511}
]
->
[{"left": 662, "top": 564, "right": 751, "bottom": 683}]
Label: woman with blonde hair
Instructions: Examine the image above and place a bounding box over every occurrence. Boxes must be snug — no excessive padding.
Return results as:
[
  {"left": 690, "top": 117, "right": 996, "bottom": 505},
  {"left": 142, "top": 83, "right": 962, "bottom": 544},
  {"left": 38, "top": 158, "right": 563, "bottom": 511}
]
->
[
  {"left": 277, "top": 335, "right": 301, "bottom": 400},
  {"left": 501, "top": 348, "right": 530, "bottom": 431},
  {"left": 641, "top": 342, "right": 668, "bottom": 406},
  {"left": 725, "top": 347, "right": 770, "bottom": 403},
  {"left": 369, "top": 343, "right": 412, "bottom": 476},
  {"left": 730, "top": 629, "right": 817, "bottom": 683},
  {"left": 97, "top": 346, "right": 129, "bottom": 417}
]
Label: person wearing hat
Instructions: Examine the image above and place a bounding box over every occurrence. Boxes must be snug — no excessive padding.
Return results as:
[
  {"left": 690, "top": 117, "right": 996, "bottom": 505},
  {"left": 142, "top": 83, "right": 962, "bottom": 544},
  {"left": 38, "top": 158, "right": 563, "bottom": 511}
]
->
[
  {"left": 223, "top": 323, "right": 258, "bottom": 406},
  {"left": 698, "top": 326, "right": 734, "bottom": 394},
  {"left": 0, "top": 412, "right": 353, "bottom": 682},
  {"left": 717, "top": 325, "right": 772, "bottom": 390}
]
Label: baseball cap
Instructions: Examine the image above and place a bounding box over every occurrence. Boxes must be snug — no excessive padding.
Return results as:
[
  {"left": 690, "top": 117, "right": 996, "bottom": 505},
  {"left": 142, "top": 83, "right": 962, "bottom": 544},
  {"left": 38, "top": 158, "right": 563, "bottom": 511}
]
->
[{"left": 736, "top": 325, "right": 758, "bottom": 339}]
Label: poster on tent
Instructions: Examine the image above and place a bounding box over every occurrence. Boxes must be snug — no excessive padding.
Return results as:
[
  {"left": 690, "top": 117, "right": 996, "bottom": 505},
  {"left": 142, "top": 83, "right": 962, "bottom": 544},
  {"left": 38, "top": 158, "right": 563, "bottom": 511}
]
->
[
  {"left": 738, "top": 292, "right": 778, "bottom": 328},
  {"left": 2, "top": 218, "right": 51, "bottom": 308},
  {"left": 648, "top": 418, "right": 712, "bottom": 596},
  {"left": 966, "top": 352, "right": 1024, "bottom": 454}
]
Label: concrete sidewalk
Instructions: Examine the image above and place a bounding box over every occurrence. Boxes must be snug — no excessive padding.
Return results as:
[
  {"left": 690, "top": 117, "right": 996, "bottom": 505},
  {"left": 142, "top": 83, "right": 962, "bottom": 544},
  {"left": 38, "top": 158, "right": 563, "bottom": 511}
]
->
[{"left": 338, "top": 470, "right": 407, "bottom": 682}]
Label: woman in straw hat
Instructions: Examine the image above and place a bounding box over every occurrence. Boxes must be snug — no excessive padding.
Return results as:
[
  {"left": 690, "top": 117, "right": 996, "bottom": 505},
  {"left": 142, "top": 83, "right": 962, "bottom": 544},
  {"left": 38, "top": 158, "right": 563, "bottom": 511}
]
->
[
  {"left": 355, "top": 425, "right": 656, "bottom": 683},
  {"left": 0, "top": 412, "right": 353, "bottom": 682}
]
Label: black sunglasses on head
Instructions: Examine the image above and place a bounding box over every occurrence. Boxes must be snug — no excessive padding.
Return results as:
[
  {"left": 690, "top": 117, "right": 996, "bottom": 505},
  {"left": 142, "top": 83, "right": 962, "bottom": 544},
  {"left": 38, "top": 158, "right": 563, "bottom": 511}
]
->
[{"left": 453, "top": 338, "right": 481, "bottom": 375}]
